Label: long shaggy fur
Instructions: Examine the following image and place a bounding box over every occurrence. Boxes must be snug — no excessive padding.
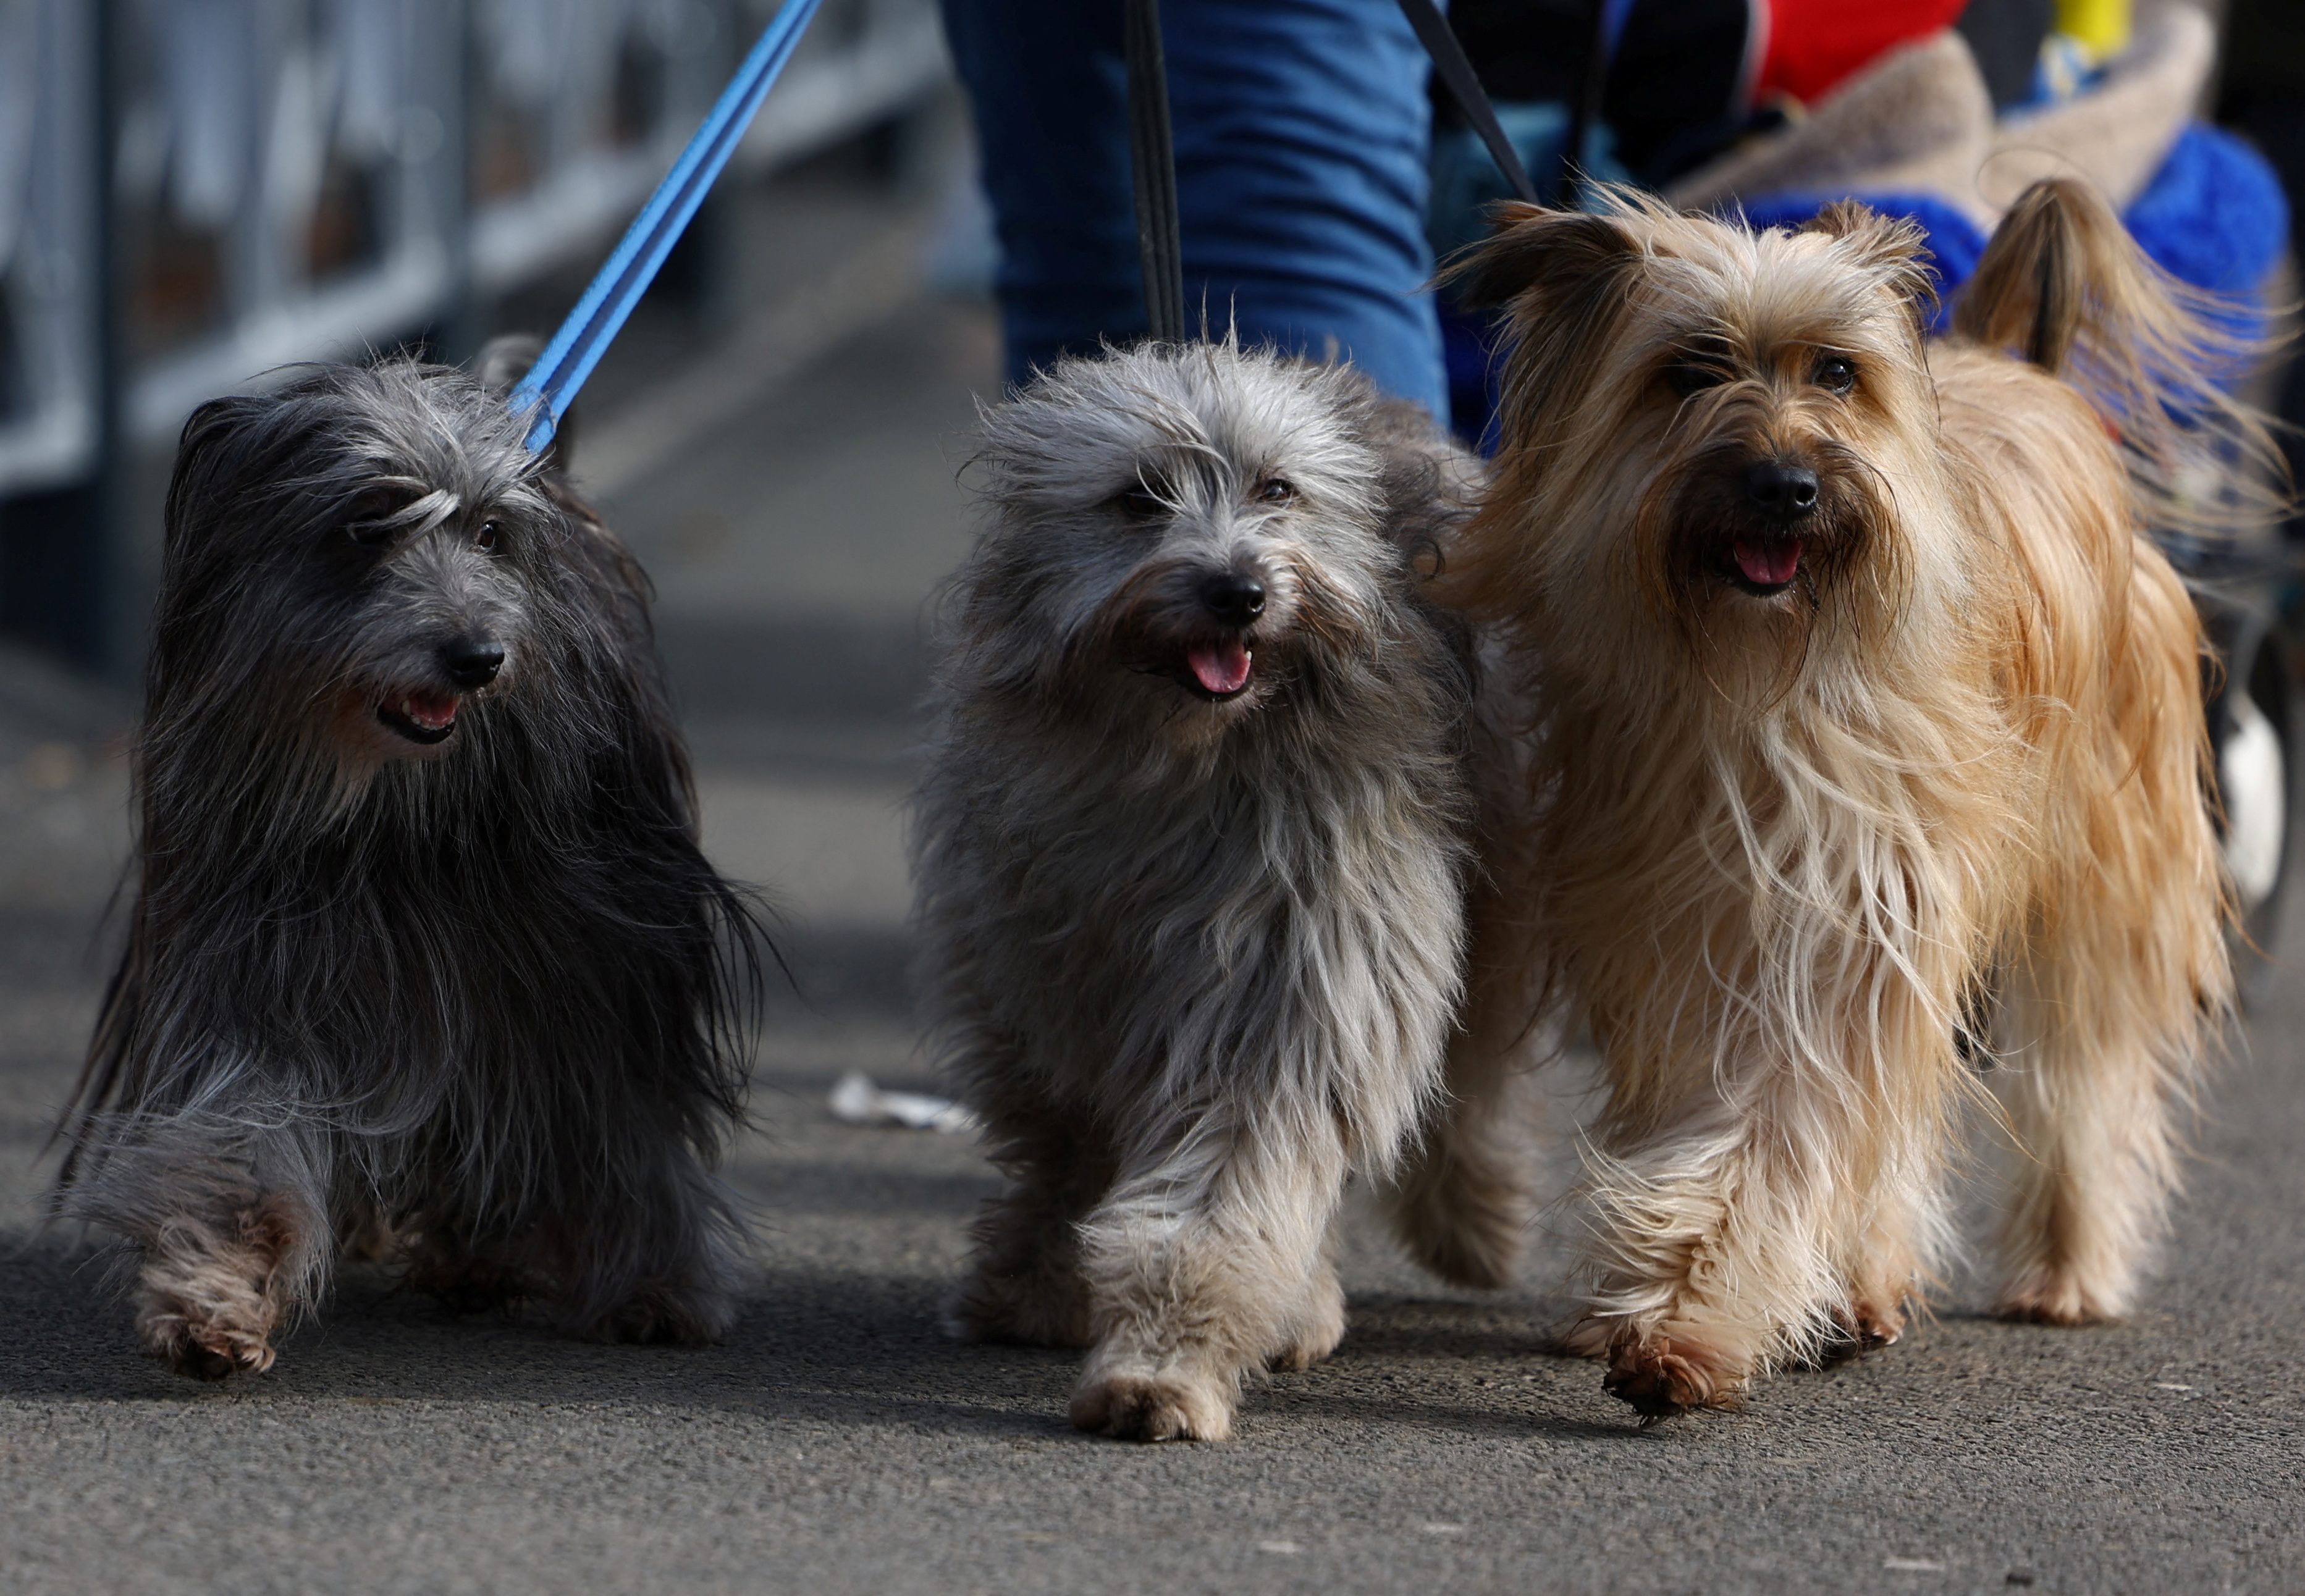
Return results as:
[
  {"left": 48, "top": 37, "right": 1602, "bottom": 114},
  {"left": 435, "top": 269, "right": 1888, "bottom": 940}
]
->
[
  {"left": 54, "top": 356, "right": 766, "bottom": 1379},
  {"left": 915, "top": 341, "right": 1474, "bottom": 1441},
  {"left": 1420, "top": 180, "right": 2246, "bottom": 1419}
]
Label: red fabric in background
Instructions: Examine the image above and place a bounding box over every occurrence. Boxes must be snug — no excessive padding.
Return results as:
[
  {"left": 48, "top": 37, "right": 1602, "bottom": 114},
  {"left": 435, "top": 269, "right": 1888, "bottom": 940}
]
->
[{"left": 1758, "top": 0, "right": 1969, "bottom": 105}]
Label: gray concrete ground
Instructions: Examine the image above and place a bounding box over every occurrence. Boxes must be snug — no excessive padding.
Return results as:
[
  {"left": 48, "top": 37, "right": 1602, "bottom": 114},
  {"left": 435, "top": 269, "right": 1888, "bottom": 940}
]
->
[{"left": 2, "top": 274, "right": 2303, "bottom": 1594}]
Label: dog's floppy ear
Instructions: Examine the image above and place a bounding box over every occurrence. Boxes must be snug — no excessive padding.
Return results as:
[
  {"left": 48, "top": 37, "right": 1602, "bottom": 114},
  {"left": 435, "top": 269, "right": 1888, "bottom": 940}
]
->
[
  {"left": 1445, "top": 203, "right": 1639, "bottom": 314},
  {"left": 1798, "top": 200, "right": 1938, "bottom": 332}
]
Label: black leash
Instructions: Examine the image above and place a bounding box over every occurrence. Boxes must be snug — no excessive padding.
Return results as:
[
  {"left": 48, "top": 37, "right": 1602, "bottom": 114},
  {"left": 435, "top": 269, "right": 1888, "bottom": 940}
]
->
[
  {"left": 1124, "top": 0, "right": 1187, "bottom": 342},
  {"left": 1395, "top": 0, "right": 1539, "bottom": 207}
]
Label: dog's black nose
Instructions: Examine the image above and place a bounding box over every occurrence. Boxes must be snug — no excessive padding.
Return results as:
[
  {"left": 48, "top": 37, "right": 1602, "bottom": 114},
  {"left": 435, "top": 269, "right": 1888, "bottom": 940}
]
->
[
  {"left": 1200, "top": 573, "right": 1266, "bottom": 627},
  {"left": 440, "top": 639, "right": 505, "bottom": 689},
  {"left": 1745, "top": 460, "right": 1819, "bottom": 519}
]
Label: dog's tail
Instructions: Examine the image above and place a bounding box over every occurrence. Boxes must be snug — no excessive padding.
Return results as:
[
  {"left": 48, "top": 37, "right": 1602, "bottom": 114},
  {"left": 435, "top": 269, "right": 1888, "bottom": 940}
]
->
[{"left": 1952, "top": 177, "right": 2286, "bottom": 538}]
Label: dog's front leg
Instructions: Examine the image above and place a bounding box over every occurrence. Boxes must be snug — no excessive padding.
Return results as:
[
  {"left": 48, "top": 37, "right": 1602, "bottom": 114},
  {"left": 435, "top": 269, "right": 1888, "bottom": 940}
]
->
[
  {"left": 1567, "top": 1090, "right": 1853, "bottom": 1421},
  {"left": 1382, "top": 865, "right": 1546, "bottom": 1290},
  {"left": 136, "top": 1192, "right": 313, "bottom": 1379},
  {"left": 946, "top": 1101, "right": 1114, "bottom": 1348},
  {"left": 1068, "top": 1114, "right": 1349, "bottom": 1442},
  {"left": 63, "top": 1111, "right": 331, "bottom": 1380}
]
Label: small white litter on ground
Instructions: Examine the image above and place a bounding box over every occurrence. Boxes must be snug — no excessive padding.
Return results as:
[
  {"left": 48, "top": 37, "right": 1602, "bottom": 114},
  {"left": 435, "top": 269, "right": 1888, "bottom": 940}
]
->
[{"left": 827, "top": 1070, "right": 976, "bottom": 1133}]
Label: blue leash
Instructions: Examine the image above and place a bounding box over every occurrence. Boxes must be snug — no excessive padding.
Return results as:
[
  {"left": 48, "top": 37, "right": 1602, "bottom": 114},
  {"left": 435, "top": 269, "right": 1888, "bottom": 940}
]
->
[{"left": 510, "top": 0, "right": 827, "bottom": 454}]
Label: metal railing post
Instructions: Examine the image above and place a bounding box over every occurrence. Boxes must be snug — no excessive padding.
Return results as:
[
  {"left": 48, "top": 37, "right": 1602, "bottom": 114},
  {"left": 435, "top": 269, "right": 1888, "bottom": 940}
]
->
[{"left": 0, "top": 0, "right": 120, "bottom": 676}]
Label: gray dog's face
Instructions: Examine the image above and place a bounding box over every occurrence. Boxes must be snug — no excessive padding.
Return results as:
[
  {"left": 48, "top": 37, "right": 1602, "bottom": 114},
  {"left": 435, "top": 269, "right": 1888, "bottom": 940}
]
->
[{"left": 966, "top": 345, "right": 1399, "bottom": 737}]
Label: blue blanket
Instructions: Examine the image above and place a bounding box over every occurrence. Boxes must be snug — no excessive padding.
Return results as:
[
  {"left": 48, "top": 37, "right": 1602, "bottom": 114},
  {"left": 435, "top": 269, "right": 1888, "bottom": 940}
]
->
[{"left": 1740, "top": 120, "right": 2288, "bottom": 325}]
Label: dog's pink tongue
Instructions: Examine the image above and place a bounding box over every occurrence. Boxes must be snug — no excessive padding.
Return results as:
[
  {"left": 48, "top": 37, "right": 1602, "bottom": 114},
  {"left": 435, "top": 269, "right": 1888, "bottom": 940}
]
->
[
  {"left": 403, "top": 690, "right": 458, "bottom": 731},
  {"left": 1734, "top": 536, "right": 1800, "bottom": 586},
  {"left": 1187, "top": 639, "right": 1253, "bottom": 695}
]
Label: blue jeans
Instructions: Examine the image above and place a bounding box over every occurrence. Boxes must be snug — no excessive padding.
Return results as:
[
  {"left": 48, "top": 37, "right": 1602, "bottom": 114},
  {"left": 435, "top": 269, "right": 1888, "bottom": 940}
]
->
[{"left": 940, "top": 0, "right": 1449, "bottom": 425}]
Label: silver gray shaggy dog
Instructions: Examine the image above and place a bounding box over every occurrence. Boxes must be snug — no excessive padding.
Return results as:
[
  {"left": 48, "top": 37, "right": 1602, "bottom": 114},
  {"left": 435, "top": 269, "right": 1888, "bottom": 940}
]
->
[
  {"left": 54, "top": 354, "right": 766, "bottom": 1380},
  {"left": 914, "top": 341, "right": 1475, "bottom": 1442}
]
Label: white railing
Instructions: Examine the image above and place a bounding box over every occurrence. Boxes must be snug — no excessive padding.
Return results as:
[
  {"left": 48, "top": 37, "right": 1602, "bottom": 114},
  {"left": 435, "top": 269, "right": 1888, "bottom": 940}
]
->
[
  {"left": 0, "top": 0, "right": 101, "bottom": 497},
  {"left": 0, "top": 0, "right": 948, "bottom": 494}
]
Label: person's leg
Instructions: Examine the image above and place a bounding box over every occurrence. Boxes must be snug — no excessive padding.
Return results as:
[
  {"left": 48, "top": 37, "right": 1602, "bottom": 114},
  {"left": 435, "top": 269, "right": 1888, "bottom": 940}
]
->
[
  {"left": 939, "top": 0, "right": 1136, "bottom": 387},
  {"left": 942, "top": 0, "right": 1448, "bottom": 421},
  {"left": 1166, "top": 0, "right": 1447, "bottom": 422}
]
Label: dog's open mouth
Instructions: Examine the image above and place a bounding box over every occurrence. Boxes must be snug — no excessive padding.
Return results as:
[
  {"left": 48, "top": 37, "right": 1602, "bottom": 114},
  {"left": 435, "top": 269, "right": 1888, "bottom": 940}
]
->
[
  {"left": 1181, "top": 638, "right": 1254, "bottom": 700},
  {"left": 377, "top": 689, "right": 460, "bottom": 745},
  {"left": 1727, "top": 534, "right": 1801, "bottom": 595}
]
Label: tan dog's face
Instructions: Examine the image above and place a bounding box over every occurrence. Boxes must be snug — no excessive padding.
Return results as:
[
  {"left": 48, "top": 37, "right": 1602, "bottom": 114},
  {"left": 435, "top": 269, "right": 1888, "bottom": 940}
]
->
[
  {"left": 1641, "top": 322, "right": 1885, "bottom": 608},
  {"left": 1451, "top": 196, "right": 1960, "bottom": 690}
]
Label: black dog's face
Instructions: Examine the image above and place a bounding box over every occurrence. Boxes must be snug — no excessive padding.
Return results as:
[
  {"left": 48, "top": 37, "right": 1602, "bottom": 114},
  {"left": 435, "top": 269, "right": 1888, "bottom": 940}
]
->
[
  {"left": 158, "top": 363, "right": 561, "bottom": 772},
  {"left": 324, "top": 483, "right": 538, "bottom": 762}
]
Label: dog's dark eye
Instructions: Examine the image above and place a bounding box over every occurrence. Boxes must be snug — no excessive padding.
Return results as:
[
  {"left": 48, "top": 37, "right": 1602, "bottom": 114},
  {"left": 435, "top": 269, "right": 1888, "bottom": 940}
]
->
[
  {"left": 1254, "top": 477, "right": 1294, "bottom": 505},
  {"left": 1666, "top": 362, "right": 1730, "bottom": 397},
  {"left": 1814, "top": 355, "right": 1857, "bottom": 394},
  {"left": 1113, "top": 484, "right": 1167, "bottom": 519},
  {"left": 475, "top": 519, "right": 502, "bottom": 553}
]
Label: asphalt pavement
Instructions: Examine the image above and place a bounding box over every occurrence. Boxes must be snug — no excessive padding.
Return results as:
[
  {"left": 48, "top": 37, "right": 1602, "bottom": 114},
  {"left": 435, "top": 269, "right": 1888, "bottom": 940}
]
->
[{"left": 0, "top": 279, "right": 2300, "bottom": 1595}]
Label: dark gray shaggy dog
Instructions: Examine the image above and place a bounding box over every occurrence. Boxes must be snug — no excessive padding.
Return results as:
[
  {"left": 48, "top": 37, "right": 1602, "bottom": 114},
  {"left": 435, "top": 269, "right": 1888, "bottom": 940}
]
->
[
  {"left": 916, "top": 342, "right": 1475, "bottom": 1442},
  {"left": 54, "top": 356, "right": 765, "bottom": 1380}
]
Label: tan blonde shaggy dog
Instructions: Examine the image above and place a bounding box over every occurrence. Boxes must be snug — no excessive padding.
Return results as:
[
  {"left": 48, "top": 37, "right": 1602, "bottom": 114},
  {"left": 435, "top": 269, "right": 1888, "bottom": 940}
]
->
[
  {"left": 1407, "top": 180, "right": 2264, "bottom": 1420},
  {"left": 916, "top": 340, "right": 1474, "bottom": 1442}
]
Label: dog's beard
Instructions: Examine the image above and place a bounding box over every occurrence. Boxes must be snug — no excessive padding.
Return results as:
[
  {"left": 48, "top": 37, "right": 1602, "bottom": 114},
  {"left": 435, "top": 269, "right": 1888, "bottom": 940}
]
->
[
  {"left": 1616, "top": 437, "right": 1903, "bottom": 700},
  {"left": 280, "top": 563, "right": 533, "bottom": 785},
  {"left": 1103, "top": 607, "right": 1266, "bottom": 706},
  {"left": 222, "top": 629, "right": 541, "bottom": 826}
]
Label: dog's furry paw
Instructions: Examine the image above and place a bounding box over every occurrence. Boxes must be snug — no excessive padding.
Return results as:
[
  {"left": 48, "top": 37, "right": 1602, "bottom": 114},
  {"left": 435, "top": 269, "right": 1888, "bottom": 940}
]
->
[
  {"left": 1800, "top": 1298, "right": 1905, "bottom": 1368},
  {"left": 588, "top": 1280, "right": 735, "bottom": 1346},
  {"left": 1600, "top": 1336, "right": 1743, "bottom": 1424},
  {"left": 135, "top": 1199, "right": 299, "bottom": 1380},
  {"left": 1845, "top": 1298, "right": 1903, "bottom": 1346},
  {"left": 1837, "top": 1297, "right": 1904, "bottom": 1353},
  {"left": 404, "top": 1254, "right": 534, "bottom": 1318},
  {"left": 137, "top": 1299, "right": 277, "bottom": 1380},
  {"left": 1995, "top": 1272, "right": 2120, "bottom": 1327},
  {"left": 1267, "top": 1329, "right": 1341, "bottom": 1374},
  {"left": 1268, "top": 1271, "right": 1347, "bottom": 1372},
  {"left": 1070, "top": 1368, "right": 1234, "bottom": 1442},
  {"left": 1387, "top": 1158, "right": 1530, "bottom": 1292},
  {"left": 944, "top": 1267, "right": 1095, "bottom": 1349}
]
